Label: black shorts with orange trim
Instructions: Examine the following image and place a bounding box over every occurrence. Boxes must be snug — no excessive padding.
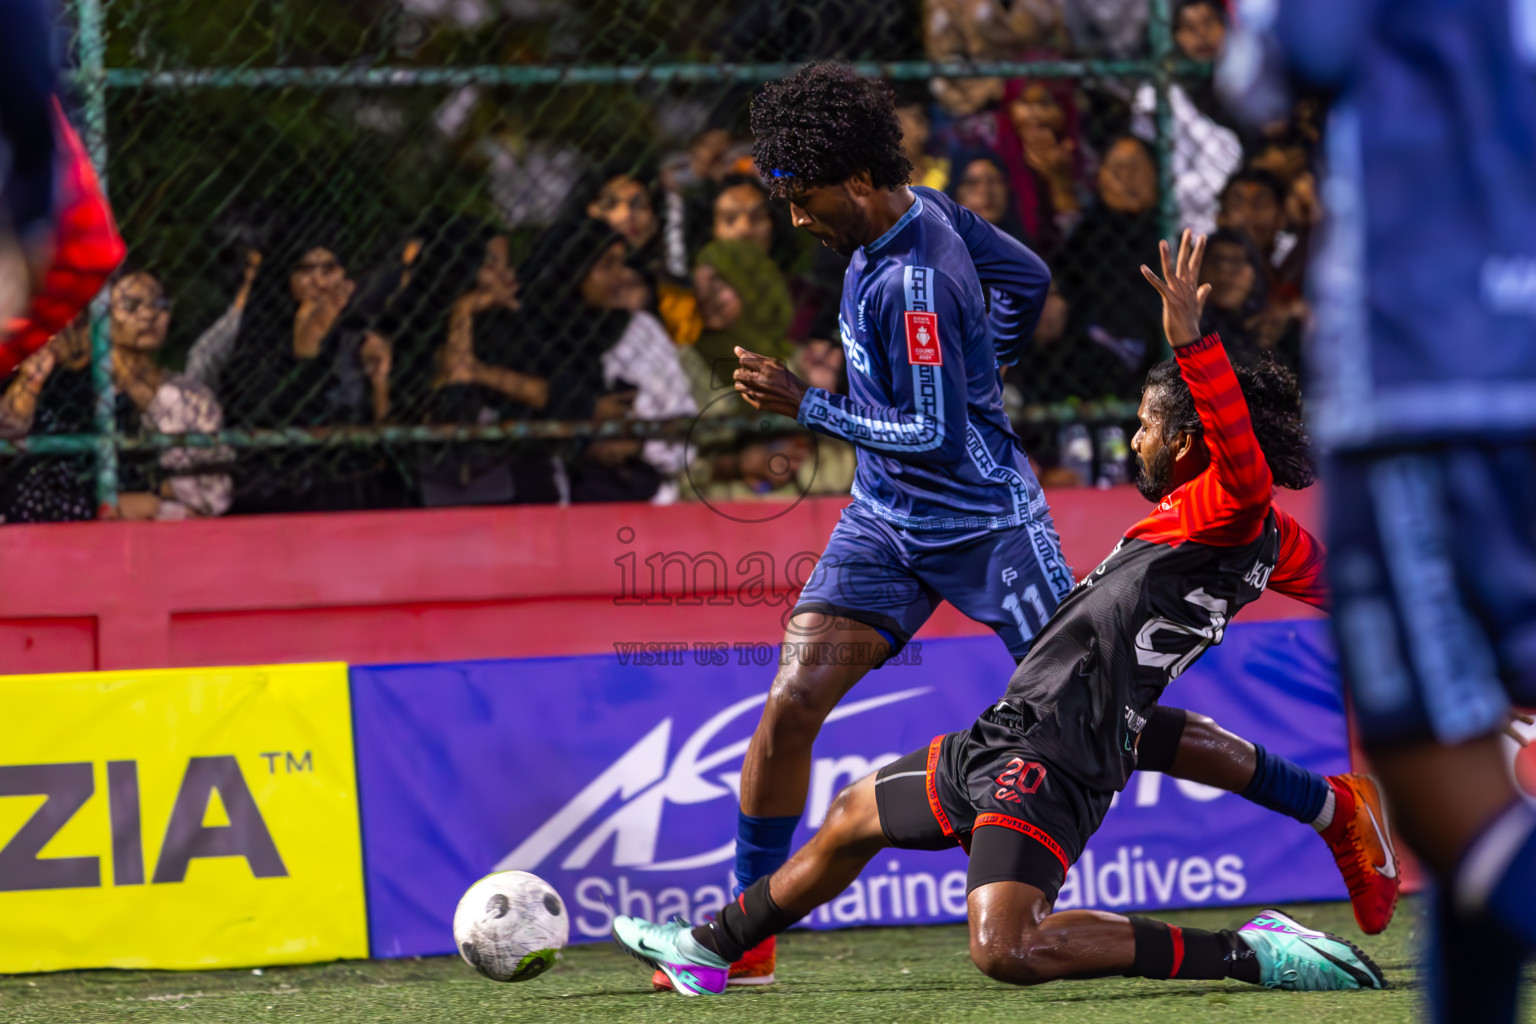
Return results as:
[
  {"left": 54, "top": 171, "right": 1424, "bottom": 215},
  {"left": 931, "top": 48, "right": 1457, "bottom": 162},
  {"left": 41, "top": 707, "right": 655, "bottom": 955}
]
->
[{"left": 874, "top": 703, "right": 1113, "bottom": 903}]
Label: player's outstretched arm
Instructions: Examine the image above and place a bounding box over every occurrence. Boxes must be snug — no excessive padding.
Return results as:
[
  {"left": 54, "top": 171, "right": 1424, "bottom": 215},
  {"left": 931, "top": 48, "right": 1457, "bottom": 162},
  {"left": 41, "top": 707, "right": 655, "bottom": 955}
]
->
[{"left": 1141, "top": 229, "right": 1273, "bottom": 506}]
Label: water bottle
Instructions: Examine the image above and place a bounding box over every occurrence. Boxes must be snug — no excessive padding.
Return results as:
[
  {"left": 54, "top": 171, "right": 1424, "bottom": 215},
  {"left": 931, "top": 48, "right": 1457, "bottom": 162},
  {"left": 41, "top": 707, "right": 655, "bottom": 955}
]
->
[
  {"left": 1095, "top": 425, "right": 1130, "bottom": 488},
  {"left": 1058, "top": 423, "right": 1093, "bottom": 486}
]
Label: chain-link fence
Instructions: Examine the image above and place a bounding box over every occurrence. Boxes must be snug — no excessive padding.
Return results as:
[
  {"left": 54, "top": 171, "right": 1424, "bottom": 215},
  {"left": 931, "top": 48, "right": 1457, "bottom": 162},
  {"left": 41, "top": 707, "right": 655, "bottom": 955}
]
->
[{"left": 0, "top": 0, "right": 1320, "bottom": 520}]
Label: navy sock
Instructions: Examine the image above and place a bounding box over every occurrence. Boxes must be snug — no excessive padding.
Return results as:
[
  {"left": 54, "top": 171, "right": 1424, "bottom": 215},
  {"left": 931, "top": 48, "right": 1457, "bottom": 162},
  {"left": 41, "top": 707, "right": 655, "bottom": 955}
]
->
[
  {"left": 1428, "top": 883, "right": 1525, "bottom": 1024},
  {"left": 1241, "top": 743, "right": 1330, "bottom": 824},
  {"left": 1459, "top": 801, "right": 1536, "bottom": 947},
  {"left": 733, "top": 812, "right": 801, "bottom": 895}
]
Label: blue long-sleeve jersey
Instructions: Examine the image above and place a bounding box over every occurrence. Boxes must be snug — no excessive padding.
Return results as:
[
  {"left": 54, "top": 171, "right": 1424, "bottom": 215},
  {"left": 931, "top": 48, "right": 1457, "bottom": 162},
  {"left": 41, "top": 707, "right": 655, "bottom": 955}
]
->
[
  {"left": 915, "top": 187, "right": 1051, "bottom": 368},
  {"left": 1228, "top": 0, "right": 1536, "bottom": 449},
  {"left": 0, "top": 0, "right": 57, "bottom": 239},
  {"left": 797, "top": 190, "right": 1048, "bottom": 530}
]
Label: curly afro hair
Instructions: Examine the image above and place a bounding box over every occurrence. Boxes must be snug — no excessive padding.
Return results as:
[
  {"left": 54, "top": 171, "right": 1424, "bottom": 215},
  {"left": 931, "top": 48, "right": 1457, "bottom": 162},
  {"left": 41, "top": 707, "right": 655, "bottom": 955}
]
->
[
  {"left": 751, "top": 63, "right": 913, "bottom": 201},
  {"left": 1144, "top": 351, "right": 1316, "bottom": 490}
]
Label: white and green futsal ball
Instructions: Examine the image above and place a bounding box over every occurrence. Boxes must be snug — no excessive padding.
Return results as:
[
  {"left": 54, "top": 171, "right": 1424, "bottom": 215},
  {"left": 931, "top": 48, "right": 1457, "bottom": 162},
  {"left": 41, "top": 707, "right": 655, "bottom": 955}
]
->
[{"left": 453, "top": 870, "right": 569, "bottom": 982}]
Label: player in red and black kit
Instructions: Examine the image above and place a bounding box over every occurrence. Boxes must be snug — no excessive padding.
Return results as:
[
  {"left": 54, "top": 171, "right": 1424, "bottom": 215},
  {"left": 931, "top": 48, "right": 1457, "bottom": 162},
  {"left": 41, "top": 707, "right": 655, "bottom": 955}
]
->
[{"left": 613, "top": 232, "right": 1387, "bottom": 995}]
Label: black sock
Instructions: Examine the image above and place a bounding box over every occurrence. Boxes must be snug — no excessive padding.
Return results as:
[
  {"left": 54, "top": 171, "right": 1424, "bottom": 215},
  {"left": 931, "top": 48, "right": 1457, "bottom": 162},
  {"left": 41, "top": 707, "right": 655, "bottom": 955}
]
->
[
  {"left": 1126, "top": 916, "right": 1260, "bottom": 984},
  {"left": 690, "top": 878, "right": 799, "bottom": 962}
]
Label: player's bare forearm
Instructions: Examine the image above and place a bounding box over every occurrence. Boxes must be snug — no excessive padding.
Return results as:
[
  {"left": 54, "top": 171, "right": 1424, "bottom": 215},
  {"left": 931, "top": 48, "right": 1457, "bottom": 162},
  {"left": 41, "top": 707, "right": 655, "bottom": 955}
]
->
[
  {"left": 1140, "top": 230, "right": 1211, "bottom": 349},
  {"left": 734, "top": 346, "right": 809, "bottom": 419}
]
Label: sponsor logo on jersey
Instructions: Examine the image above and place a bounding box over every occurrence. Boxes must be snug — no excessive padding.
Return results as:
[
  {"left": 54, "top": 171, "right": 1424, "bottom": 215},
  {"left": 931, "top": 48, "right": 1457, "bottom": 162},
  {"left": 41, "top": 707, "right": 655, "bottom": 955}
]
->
[
  {"left": 904, "top": 311, "right": 942, "bottom": 365},
  {"left": 839, "top": 314, "right": 871, "bottom": 376}
]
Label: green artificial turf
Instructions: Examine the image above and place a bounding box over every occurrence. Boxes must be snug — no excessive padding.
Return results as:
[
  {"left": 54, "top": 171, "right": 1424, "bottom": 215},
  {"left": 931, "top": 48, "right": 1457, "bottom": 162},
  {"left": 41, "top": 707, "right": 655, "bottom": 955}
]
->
[{"left": 3, "top": 899, "right": 1532, "bottom": 1023}]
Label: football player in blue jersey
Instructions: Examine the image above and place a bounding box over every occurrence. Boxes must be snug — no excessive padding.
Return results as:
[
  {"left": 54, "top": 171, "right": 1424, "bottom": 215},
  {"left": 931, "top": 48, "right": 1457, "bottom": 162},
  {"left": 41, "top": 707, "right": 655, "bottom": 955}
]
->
[
  {"left": 1220, "top": 2, "right": 1536, "bottom": 1020},
  {"left": 658, "top": 62, "right": 1394, "bottom": 989}
]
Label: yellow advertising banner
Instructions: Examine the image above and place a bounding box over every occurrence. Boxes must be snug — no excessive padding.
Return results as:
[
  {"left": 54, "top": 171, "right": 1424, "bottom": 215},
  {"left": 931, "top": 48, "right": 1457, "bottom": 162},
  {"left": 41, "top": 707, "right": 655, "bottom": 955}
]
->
[{"left": 0, "top": 663, "right": 367, "bottom": 972}]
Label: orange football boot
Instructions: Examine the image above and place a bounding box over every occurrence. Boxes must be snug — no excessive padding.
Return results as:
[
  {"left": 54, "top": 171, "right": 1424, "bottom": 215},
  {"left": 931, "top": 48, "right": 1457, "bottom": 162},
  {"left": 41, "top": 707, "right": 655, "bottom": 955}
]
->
[{"left": 1319, "top": 773, "right": 1400, "bottom": 935}]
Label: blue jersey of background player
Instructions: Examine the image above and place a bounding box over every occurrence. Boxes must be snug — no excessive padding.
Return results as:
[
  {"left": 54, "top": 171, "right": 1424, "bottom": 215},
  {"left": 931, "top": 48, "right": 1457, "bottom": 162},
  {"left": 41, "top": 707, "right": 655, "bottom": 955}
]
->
[
  {"left": 1222, "top": 0, "right": 1536, "bottom": 446},
  {"left": 1221, "top": 3, "right": 1536, "bottom": 1022}
]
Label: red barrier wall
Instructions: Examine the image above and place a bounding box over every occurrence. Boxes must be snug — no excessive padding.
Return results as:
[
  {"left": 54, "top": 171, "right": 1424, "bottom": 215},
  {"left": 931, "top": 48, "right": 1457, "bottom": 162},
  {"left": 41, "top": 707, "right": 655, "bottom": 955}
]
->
[{"left": 0, "top": 486, "right": 1321, "bottom": 673}]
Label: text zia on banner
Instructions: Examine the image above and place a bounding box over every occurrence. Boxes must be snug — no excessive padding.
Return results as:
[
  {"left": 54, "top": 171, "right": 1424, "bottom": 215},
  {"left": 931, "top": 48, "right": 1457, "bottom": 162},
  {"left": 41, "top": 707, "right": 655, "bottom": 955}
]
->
[{"left": 0, "top": 664, "right": 367, "bottom": 972}]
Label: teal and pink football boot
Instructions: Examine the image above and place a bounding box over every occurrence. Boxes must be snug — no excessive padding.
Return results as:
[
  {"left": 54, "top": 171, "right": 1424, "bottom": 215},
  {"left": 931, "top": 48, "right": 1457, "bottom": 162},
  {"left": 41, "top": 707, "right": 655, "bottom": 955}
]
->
[
  {"left": 612, "top": 916, "right": 730, "bottom": 996},
  {"left": 1237, "top": 909, "right": 1388, "bottom": 991}
]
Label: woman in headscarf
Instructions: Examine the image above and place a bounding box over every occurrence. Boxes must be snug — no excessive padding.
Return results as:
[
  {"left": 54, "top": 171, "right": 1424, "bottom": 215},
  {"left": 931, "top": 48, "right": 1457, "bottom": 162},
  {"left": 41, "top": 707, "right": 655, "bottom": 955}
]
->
[
  {"left": 534, "top": 215, "right": 697, "bottom": 503},
  {"left": 938, "top": 71, "right": 1088, "bottom": 255},
  {"left": 406, "top": 217, "right": 554, "bottom": 506},
  {"left": 221, "top": 219, "right": 382, "bottom": 429},
  {"left": 582, "top": 165, "right": 702, "bottom": 347},
  {"left": 1001, "top": 76, "right": 1090, "bottom": 237},
  {"left": 420, "top": 213, "right": 696, "bottom": 505},
  {"left": 367, "top": 214, "right": 509, "bottom": 427},
  {"left": 1197, "top": 227, "right": 1305, "bottom": 377},
  {"left": 218, "top": 216, "right": 401, "bottom": 511},
  {"left": 1055, "top": 134, "right": 1165, "bottom": 378},
  {"left": 680, "top": 238, "right": 822, "bottom": 499},
  {"left": 686, "top": 238, "right": 794, "bottom": 413},
  {"left": 947, "top": 148, "right": 1030, "bottom": 244}
]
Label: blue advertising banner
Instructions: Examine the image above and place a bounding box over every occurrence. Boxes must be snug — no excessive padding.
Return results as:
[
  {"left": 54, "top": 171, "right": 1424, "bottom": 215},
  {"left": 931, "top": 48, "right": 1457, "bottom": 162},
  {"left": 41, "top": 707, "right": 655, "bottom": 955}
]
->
[{"left": 352, "top": 621, "right": 1349, "bottom": 958}]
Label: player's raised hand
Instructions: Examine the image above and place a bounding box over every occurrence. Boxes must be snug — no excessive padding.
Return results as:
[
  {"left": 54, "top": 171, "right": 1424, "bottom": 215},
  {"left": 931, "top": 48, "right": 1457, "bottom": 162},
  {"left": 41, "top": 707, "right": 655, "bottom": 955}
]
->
[
  {"left": 1140, "top": 228, "right": 1211, "bottom": 349},
  {"left": 734, "top": 346, "right": 809, "bottom": 419}
]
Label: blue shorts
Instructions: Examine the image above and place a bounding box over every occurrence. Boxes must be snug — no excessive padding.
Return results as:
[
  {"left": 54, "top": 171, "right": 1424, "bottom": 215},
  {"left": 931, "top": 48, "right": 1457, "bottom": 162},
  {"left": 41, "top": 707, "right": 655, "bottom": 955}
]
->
[
  {"left": 1327, "top": 445, "right": 1536, "bottom": 746},
  {"left": 794, "top": 501, "right": 1076, "bottom": 662}
]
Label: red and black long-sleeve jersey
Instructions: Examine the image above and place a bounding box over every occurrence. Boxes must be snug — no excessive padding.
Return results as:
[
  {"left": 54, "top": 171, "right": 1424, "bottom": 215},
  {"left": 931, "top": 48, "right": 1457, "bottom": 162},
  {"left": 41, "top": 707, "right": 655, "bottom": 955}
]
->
[{"left": 1001, "top": 333, "right": 1325, "bottom": 791}]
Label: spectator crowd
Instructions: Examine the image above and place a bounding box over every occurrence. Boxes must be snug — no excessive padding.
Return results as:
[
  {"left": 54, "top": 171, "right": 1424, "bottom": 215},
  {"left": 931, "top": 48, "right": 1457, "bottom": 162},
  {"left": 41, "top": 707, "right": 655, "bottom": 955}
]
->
[{"left": 0, "top": 0, "right": 1323, "bottom": 522}]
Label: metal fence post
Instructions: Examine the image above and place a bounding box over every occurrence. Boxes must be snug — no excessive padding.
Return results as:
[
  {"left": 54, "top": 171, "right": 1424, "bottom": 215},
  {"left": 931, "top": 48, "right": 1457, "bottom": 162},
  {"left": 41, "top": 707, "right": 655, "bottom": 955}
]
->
[
  {"left": 75, "top": 0, "right": 118, "bottom": 513},
  {"left": 1148, "top": 0, "right": 1179, "bottom": 357}
]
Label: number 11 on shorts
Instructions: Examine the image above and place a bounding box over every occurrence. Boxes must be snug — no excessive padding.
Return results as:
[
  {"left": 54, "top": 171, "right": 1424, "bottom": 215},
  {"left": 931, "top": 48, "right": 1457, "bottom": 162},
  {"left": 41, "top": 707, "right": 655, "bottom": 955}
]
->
[{"left": 1003, "top": 584, "right": 1050, "bottom": 640}]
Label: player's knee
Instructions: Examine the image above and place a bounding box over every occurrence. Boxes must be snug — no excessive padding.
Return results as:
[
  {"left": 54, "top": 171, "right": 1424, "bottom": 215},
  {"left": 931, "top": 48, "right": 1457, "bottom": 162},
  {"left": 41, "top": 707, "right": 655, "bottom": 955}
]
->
[
  {"left": 762, "top": 669, "right": 840, "bottom": 738},
  {"left": 823, "top": 785, "right": 861, "bottom": 835},
  {"left": 968, "top": 928, "right": 1054, "bottom": 986},
  {"left": 820, "top": 779, "right": 883, "bottom": 850}
]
